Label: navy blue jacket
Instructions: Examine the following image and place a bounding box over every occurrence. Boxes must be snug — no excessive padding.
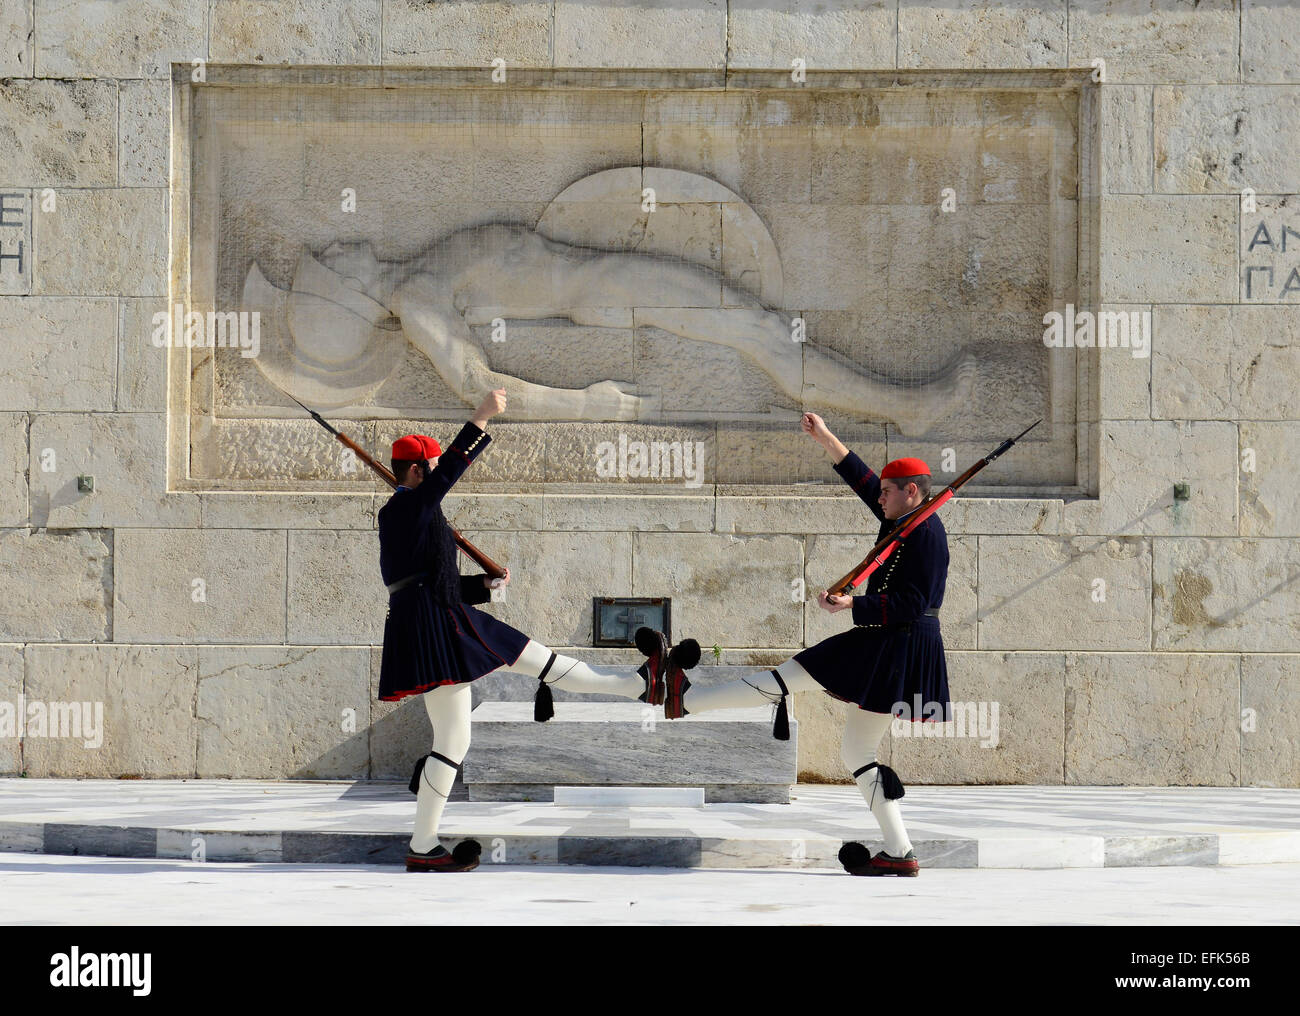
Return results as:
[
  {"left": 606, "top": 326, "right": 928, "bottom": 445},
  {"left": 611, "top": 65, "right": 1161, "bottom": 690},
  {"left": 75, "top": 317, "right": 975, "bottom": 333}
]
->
[
  {"left": 378, "top": 421, "right": 492, "bottom": 606},
  {"left": 832, "top": 450, "right": 948, "bottom": 626}
]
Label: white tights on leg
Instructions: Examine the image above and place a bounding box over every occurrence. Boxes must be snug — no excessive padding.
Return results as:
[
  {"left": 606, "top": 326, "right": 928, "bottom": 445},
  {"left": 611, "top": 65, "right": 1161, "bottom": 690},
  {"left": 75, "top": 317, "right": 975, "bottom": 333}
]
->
[
  {"left": 507, "top": 639, "right": 645, "bottom": 698},
  {"left": 681, "top": 656, "right": 822, "bottom": 713},
  {"left": 410, "top": 643, "right": 644, "bottom": 852},
  {"left": 840, "top": 708, "right": 912, "bottom": 857},
  {"left": 410, "top": 681, "right": 472, "bottom": 854},
  {"left": 680, "top": 662, "right": 911, "bottom": 854}
]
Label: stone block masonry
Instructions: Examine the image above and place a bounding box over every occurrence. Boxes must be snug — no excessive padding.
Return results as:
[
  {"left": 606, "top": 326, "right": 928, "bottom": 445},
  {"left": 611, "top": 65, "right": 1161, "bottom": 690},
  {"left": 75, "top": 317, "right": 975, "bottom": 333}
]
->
[{"left": 0, "top": 1, "right": 1295, "bottom": 788}]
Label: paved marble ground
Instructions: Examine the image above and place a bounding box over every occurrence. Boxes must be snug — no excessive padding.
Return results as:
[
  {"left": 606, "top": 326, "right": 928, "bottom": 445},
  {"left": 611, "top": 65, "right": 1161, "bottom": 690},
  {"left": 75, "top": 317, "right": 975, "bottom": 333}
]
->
[
  {"left": 2, "top": 854, "right": 1298, "bottom": 925},
  {"left": 1, "top": 781, "right": 1297, "bottom": 869}
]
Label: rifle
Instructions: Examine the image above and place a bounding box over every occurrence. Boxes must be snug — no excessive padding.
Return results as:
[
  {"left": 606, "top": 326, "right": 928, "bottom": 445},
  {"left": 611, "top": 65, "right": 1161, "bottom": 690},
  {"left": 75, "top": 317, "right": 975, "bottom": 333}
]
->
[
  {"left": 289, "top": 395, "right": 508, "bottom": 581},
  {"left": 828, "top": 419, "right": 1041, "bottom": 596}
]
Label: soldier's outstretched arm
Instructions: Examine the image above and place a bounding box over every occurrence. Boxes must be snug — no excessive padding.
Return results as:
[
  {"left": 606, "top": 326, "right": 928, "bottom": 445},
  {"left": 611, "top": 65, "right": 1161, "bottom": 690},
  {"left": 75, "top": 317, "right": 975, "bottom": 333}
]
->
[
  {"left": 415, "top": 389, "right": 506, "bottom": 505},
  {"left": 801, "top": 412, "right": 849, "bottom": 463},
  {"left": 803, "top": 412, "right": 887, "bottom": 523}
]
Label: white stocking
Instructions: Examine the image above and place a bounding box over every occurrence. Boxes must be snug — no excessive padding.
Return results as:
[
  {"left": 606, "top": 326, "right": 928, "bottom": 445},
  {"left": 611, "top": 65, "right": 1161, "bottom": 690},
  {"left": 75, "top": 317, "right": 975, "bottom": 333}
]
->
[
  {"left": 505, "top": 639, "right": 645, "bottom": 698},
  {"left": 681, "top": 656, "right": 822, "bottom": 713},
  {"left": 841, "top": 708, "right": 912, "bottom": 857},
  {"left": 410, "top": 682, "right": 472, "bottom": 854}
]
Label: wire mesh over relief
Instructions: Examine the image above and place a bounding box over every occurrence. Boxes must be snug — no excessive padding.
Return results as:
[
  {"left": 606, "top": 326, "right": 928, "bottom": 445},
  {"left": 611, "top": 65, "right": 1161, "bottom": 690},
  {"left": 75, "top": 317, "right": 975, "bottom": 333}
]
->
[{"left": 181, "top": 76, "right": 1082, "bottom": 491}]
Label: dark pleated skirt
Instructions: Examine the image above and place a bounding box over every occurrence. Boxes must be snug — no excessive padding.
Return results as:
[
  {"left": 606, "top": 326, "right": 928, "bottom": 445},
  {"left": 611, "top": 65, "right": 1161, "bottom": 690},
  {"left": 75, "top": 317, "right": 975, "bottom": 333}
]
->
[
  {"left": 794, "top": 615, "right": 951, "bottom": 720},
  {"left": 377, "top": 583, "right": 531, "bottom": 702}
]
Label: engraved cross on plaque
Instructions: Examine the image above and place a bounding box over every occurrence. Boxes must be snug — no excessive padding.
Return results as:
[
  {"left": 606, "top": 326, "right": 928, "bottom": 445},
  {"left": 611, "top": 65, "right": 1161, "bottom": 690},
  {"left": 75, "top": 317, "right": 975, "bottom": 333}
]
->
[
  {"left": 615, "top": 605, "right": 649, "bottom": 641},
  {"left": 592, "top": 597, "right": 670, "bottom": 647}
]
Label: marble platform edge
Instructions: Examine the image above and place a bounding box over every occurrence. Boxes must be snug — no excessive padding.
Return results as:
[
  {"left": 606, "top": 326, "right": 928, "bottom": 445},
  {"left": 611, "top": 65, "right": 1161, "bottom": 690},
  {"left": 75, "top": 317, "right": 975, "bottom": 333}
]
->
[
  {"left": 3, "top": 821, "right": 1299, "bottom": 869},
  {"left": 465, "top": 783, "right": 791, "bottom": 803}
]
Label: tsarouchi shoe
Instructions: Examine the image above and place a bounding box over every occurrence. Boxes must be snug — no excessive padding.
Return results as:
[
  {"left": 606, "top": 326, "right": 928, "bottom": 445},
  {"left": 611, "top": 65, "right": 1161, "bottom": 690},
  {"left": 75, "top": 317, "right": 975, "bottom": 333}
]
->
[
  {"left": 663, "top": 638, "right": 700, "bottom": 719},
  {"left": 634, "top": 627, "right": 669, "bottom": 706},
  {"left": 838, "top": 842, "right": 919, "bottom": 876},
  {"left": 865, "top": 849, "right": 919, "bottom": 877},
  {"left": 405, "top": 839, "right": 482, "bottom": 873}
]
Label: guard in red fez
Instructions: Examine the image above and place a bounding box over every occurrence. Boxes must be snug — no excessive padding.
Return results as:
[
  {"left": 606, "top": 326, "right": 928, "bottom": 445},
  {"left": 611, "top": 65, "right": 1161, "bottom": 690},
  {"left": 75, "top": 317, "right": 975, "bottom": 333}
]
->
[
  {"left": 645, "top": 412, "right": 952, "bottom": 877},
  {"left": 378, "top": 419, "right": 527, "bottom": 709},
  {"left": 377, "top": 389, "right": 666, "bottom": 873}
]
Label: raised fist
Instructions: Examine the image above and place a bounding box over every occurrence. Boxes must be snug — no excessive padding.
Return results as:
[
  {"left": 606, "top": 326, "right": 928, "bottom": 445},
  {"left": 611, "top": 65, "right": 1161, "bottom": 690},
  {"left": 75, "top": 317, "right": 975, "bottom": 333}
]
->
[
  {"left": 475, "top": 388, "right": 507, "bottom": 420},
  {"left": 801, "top": 412, "right": 831, "bottom": 443}
]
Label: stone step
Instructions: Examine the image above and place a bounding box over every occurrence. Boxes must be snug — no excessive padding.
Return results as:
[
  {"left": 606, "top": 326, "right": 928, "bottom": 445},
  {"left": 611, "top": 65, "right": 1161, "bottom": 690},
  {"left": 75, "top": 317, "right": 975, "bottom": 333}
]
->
[
  {"left": 5, "top": 781, "right": 1299, "bottom": 870},
  {"left": 554, "top": 787, "right": 706, "bottom": 807},
  {"left": 463, "top": 701, "right": 796, "bottom": 803}
]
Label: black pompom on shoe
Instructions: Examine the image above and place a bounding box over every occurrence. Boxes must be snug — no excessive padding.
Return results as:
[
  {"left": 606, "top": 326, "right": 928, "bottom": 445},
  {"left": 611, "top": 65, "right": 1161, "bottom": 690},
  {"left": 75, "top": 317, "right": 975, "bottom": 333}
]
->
[
  {"left": 634, "top": 626, "right": 662, "bottom": 657},
  {"left": 452, "top": 839, "right": 483, "bottom": 866},
  {"left": 671, "top": 638, "right": 701, "bottom": 670},
  {"left": 838, "top": 841, "right": 872, "bottom": 875}
]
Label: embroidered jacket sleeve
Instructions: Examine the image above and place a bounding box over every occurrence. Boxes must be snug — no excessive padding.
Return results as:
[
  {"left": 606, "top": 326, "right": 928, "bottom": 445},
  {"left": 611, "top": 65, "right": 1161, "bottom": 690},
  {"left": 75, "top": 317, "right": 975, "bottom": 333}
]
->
[
  {"left": 415, "top": 421, "right": 491, "bottom": 505},
  {"left": 849, "top": 517, "right": 947, "bottom": 626},
  {"left": 458, "top": 574, "right": 492, "bottom": 605},
  {"left": 832, "top": 450, "right": 888, "bottom": 525}
]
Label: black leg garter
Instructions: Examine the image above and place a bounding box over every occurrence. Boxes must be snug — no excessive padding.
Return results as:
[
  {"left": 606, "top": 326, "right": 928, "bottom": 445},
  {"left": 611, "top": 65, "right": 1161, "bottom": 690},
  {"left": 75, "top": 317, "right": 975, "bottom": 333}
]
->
[
  {"left": 409, "top": 750, "right": 463, "bottom": 796},
  {"left": 740, "top": 670, "right": 792, "bottom": 741},
  {"left": 852, "top": 761, "right": 905, "bottom": 800}
]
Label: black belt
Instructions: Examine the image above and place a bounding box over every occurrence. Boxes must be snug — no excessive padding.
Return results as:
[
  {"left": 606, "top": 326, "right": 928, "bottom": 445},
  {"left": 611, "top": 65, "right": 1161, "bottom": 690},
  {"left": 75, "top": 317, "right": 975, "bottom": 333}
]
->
[
  {"left": 386, "top": 571, "right": 431, "bottom": 595},
  {"left": 857, "top": 608, "right": 940, "bottom": 631},
  {"left": 894, "top": 608, "right": 940, "bottom": 628}
]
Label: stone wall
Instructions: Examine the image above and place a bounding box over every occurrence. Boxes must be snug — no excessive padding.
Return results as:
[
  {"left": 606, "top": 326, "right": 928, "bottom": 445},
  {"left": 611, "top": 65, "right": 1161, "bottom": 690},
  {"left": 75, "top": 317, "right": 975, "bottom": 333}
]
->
[{"left": 1, "top": 1, "right": 1297, "bottom": 788}]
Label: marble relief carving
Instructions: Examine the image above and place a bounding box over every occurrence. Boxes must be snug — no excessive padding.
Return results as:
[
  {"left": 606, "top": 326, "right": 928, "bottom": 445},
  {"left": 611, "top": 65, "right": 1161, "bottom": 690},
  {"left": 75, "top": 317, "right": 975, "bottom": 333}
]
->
[
  {"left": 243, "top": 167, "right": 977, "bottom": 435},
  {"left": 177, "top": 77, "right": 1083, "bottom": 489}
]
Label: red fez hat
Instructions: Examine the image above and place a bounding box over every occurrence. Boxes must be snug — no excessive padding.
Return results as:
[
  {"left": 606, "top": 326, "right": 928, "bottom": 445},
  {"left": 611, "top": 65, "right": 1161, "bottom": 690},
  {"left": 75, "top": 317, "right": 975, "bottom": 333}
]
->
[
  {"left": 391, "top": 434, "right": 441, "bottom": 460},
  {"left": 881, "top": 456, "right": 930, "bottom": 479}
]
